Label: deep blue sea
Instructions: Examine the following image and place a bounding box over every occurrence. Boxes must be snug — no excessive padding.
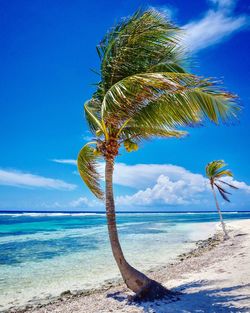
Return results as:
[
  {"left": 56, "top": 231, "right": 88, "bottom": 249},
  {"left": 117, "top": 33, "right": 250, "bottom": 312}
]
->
[{"left": 0, "top": 211, "right": 249, "bottom": 310}]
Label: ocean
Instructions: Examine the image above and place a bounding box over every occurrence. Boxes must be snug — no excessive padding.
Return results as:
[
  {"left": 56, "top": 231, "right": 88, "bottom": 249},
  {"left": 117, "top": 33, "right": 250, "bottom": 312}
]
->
[{"left": 0, "top": 211, "right": 249, "bottom": 311}]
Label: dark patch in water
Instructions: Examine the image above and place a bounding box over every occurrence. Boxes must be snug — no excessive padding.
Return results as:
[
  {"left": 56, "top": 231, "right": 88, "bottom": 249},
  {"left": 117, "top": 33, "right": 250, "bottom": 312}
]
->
[{"left": 0, "top": 236, "right": 100, "bottom": 265}]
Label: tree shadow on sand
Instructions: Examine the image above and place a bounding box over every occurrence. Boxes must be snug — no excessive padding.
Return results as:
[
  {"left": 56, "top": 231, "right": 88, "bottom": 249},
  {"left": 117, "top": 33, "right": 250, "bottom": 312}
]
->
[{"left": 107, "top": 281, "right": 250, "bottom": 313}]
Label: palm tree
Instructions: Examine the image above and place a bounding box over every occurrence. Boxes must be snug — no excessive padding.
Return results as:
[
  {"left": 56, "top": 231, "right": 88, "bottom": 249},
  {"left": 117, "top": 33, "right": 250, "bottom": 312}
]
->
[
  {"left": 77, "top": 10, "right": 239, "bottom": 300},
  {"left": 206, "top": 160, "right": 238, "bottom": 239}
]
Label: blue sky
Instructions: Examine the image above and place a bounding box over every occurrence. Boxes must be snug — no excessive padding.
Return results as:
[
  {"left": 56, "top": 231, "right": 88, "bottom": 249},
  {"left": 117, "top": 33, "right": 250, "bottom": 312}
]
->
[{"left": 0, "top": 0, "right": 249, "bottom": 212}]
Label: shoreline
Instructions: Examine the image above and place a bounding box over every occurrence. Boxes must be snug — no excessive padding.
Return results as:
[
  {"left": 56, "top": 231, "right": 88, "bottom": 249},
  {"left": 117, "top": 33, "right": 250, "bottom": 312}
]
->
[
  {"left": 0, "top": 219, "right": 217, "bottom": 311},
  {"left": 5, "top": 219, "right": 250, "bottom": 313},
  {"left": 2, "top": 224, "right": 219, "bottom": 313}
]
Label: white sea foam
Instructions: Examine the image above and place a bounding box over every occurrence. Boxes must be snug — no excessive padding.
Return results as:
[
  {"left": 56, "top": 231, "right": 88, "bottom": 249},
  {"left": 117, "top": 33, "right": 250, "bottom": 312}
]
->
[{"left": 0, "top": 212, "right": 105, "bottom": 217}]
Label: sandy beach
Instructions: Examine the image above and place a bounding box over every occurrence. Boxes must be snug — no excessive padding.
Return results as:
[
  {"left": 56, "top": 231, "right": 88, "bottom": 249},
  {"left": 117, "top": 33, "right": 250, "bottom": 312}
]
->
[{"left": 7, "top": 219, "right": 249, "bottom": 313}]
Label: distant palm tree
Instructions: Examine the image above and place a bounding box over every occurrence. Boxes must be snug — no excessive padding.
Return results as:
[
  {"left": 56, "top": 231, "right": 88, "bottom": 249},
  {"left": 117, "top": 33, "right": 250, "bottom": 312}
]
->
[
  {"left": 206, "top": 160, "right": 238, "bottom": 239},
  {"left": 77, "top": 10, "right": 239, "bottom": 300}
]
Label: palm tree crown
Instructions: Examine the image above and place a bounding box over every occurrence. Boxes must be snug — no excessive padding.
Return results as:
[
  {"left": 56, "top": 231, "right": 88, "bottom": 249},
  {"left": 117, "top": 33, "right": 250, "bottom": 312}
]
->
[
  {"left": 78, "top": 9, "right": 239, "bottom": 200},
  {"left": 206, "top": 160, "right": 238, "bottom": 202},
  {"left": 206, "top": 160, "right": 238, "bottom": 239}
]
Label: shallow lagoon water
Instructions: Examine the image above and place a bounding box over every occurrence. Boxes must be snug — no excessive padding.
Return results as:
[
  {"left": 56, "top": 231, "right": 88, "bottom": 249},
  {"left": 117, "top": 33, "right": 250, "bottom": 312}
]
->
[{"left": 0, "top": 212, "right": 249, "bottom": 311}]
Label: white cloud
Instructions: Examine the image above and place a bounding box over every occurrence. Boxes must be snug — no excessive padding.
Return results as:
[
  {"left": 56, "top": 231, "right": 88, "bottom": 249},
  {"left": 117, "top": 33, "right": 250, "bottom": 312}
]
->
[
  {"left": 52, "top": 159, "right": 77, "bottom": 165},
  {"left": 116, "top": 167, "right": 207, "bottom": 206},
  {"left": 221, "top": 176, "right": 250, "bottom": 193},
  {"left": 40, "top": 201, "right": 65, "bottom": 209},
  {"left": 53, "top": 160, "right": 205, "bottom": 189},
  {"left": 40, "top": 196, "right": 102, "bottom": 210},
  {"left": 150, "top": 5, "right": 177, "bottom": 20},
  {"left": 0, "top": 169, "right": 76, "bottom": 190},
  {"left": 112, "top": 163, "right": 204, "bottom": 189},
  {"left": 69, "top": 196, "right": 98, "bottom": 208},
  {"left": 183, "top": 0, "right": 248, "bottom": 51},
  {"left": 114, "top": 164, "right": 250, "bottom": 207},
  {"left": 50, "top": 159, "right": 250, "bottom": 207},
  {"left": 209, "top": 0, "right": 235, "bottom": 10}
]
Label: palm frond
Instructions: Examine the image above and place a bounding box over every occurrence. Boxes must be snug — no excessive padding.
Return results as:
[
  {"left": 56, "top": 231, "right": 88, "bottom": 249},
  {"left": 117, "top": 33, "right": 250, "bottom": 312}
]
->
[
  {"left": 98, "top": 9, "right": 185, "bottom": 91},
  {"left": 101, "top": 72, "right": 239, "bottom": 129},
  {"left": 214, "top": 183, "right": 231, "bottom": 195},
  {"left": 120, "top": 125, "right": 187, "bottom": 141},
  {"left": 77, "top": 144, "right": 104, "bottom": 199},
  {"left": 126, "top": 92, "right": 201, "bottom": 129},
  {"left": 101, "top": 72, "right": 192, "bottom": 122},
  {"left": 149, "top": 62, "right": 186, "bottom": 73},
  {"left": 206, "top": 160, "right": 238, "bottom": 203},
  {"left": 214, "top": 169, "right": 233, "bottom": 178},
  {"left": 206, "top": 160, "right": 227, "bottom": 178},
  {"left": 215, "top": 183, "right": 231, "bottom": 202},
  {"left": 182, "top": 89, "right": 239, "bottom": 124},
  {"left": 218, "top": 179, "right": 239, "bottom": 189},
  {"left": 84, "top": 100, "right": 103, "bottom": 135}
]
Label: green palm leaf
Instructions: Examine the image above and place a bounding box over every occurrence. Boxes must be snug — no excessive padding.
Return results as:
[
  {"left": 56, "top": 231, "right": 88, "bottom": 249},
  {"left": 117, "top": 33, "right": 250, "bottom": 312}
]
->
[
  {"left": 214, "top": 169, "right": 233, "bottom": 178},
  {"left": 101, "top": 72, "right": 191, "bottom": 124},
  {"left": 149, "top": 62, "right": 186, "bottom": 73},
  {"left": 77, "top": 144, "right": 104, "bottom": 199},
  {"left": 120, "top": 126, "right": 187, "bottom": 141},
  {"left": 206, "top": 160, "right": 238, "bottom": 203},
  {"left": 206, "top": 160, "right": 227, "bottom": 178},
  {"left": 84, "top": 100, "right": 103, "bottom": 134},
  {"left": 101, "top": 72, "right": 238, "bottom": 130},
  {"left": 98, "top": 9, "right": 184, "bottom": 91}
]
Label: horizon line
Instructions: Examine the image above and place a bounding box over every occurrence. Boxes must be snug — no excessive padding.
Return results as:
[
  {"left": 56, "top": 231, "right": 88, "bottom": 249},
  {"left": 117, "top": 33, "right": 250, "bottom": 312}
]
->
[{"left": 0, "top": 210, "right": 250, "bottom": 214}]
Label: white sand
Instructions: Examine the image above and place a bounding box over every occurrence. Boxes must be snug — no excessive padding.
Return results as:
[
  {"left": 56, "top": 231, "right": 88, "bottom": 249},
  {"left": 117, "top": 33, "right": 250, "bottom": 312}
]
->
[{"left": 15, "top": 219, "right": 250, "bottom": 313}]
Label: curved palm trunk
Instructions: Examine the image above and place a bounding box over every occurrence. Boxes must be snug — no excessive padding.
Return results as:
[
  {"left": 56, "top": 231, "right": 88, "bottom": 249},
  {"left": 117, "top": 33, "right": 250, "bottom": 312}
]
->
[
  {"left": 105, "top": 157, "right": 169, "bottom": 300},
  {"left": 211, "top": 185, "right": 229, "bottom": 240}
]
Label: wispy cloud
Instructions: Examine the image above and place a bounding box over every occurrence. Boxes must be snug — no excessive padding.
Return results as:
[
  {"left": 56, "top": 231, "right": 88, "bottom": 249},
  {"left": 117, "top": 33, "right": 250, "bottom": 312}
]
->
[
  {"left": 69, "top": 196, "right": 99, "bottom": 208},
  {"left": 150, "top": 5, "right": 178, "bottom": 20},
  {"left": 154, "top": 0, "right": 249, "bottom": 52},
  {"left": 82, "top": 130, "right": 94, "bottom": 142},
  {"left": 40, "top": 196, "right": 101, "bottom": 210},
  {"left": 209, "top": 0, "right": 235, "bottom": 10},
  {"left": 183, "top": 0, "right": 249, "bottom": 51},
  {"left": 0, "top": 169, "right": 76, "bottom": 190},
  {"left": 52, "top": 159, "right": 77, "bottom": 165}
]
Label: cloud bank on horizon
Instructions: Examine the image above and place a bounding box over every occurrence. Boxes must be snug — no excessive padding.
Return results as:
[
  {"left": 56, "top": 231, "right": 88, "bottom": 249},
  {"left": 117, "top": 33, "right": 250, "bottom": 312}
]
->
[
  {"left": 49, "top": 160, "right": 250, "bottom": 211},
  {"left": 114, "top": 163, "right": 250, "bottom": 207}
]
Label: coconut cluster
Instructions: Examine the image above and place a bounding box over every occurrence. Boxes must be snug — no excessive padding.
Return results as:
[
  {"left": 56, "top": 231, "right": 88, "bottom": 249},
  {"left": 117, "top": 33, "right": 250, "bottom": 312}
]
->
[{"left": 96, "top": 138, "right": 120, "bottom": 159}]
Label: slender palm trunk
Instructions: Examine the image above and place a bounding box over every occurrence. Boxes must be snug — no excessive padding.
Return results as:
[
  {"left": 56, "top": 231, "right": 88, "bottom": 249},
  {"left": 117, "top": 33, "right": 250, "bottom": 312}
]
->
[
  {"left": 211, "top": 185, "right": 229, "bottom": 239},
  {"left": 105, "top": 157, "right": 169, "bottom": 299}
]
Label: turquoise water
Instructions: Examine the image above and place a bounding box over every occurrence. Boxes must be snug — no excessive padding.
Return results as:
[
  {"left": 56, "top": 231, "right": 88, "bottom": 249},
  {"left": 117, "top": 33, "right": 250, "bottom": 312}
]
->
[{"left": 0, "top": 212, "right": 249, "bottom": 310}]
